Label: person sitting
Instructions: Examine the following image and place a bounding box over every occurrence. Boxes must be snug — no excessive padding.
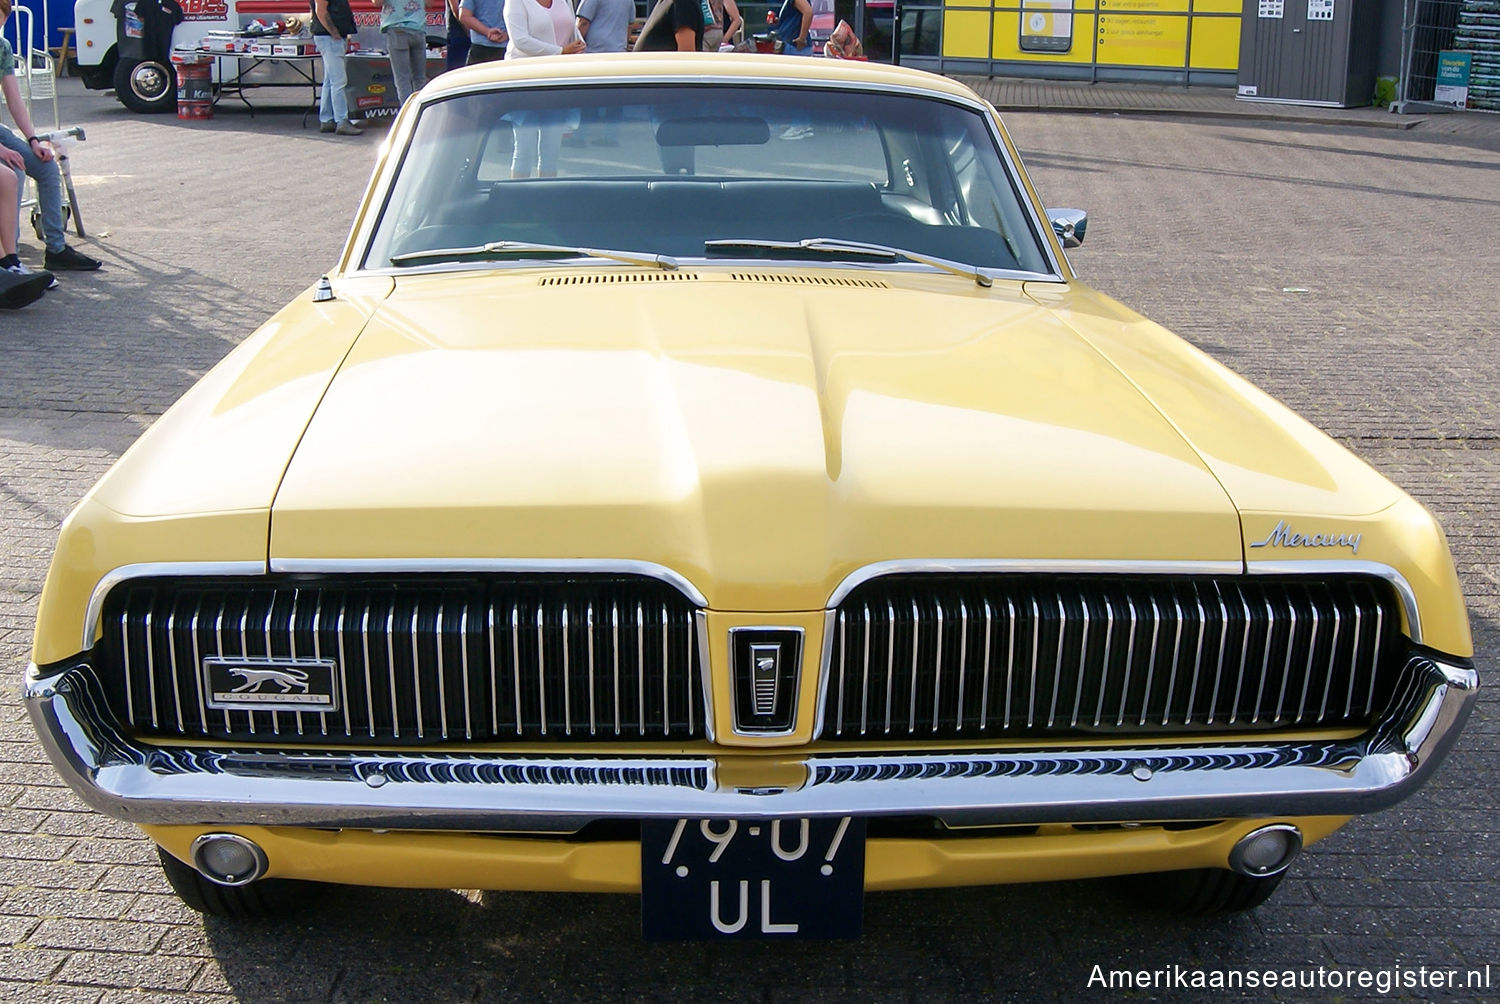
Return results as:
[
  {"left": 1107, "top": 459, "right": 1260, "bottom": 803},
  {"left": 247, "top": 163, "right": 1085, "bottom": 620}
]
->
[
  {"left": 0, "top": 0, "right": 101, "bottom": 279},
  {"left": 0, "top": 158, "right": 52, "bottom": 308}
]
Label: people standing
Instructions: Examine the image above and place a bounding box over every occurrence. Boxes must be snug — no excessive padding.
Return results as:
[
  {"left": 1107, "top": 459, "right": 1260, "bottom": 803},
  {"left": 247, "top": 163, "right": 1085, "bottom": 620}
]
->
[
  {"left": 575, "top": 0, "right": 630, "bottom": 53},
  {"left": 380, "top": 0, "right": 428, "bottom": 104},
  {"left": 0, "top": 0, "right": 101, "bottom": 278},
  {"left": 503, "top": 0, "right": 584, "bottom": 178},
  {"left": 459, "top": 0, "right": 509, "bottom": 63},
  {"left": 632, "top": 0, "right": 704, "bottom": 52},
  {"left": 575, "top": 0, "right": 630, "bottom": 145},
  {"left": 774, "top": 0, "right": 813, "bottom": 55},
  {"left": 702, "top": 0, "right": 741, "bottom": 51},
  {"left": 312, "top": 0, "right": 364, "bottom": 135},
  {"left": 444, "top": 0, "right": 471, "bottom": 69}
]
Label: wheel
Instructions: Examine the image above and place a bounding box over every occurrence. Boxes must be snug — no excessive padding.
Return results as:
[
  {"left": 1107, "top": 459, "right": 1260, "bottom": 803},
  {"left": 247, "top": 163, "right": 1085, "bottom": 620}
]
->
[
  {"left": 156, "top": 846, "right": 308, "bottom": 917},
  {"left": 113, "top": 57, "right": 176, "bottom": 114},
  {"left": 1130, "top": 867, "right": 1288, "bottom": 916}
]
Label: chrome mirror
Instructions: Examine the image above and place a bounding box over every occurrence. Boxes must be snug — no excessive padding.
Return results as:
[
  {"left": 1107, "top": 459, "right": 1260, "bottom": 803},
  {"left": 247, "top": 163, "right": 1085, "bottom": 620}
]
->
[{"left": 1048, "top": 209, "right": 1088, "bottom": 249}]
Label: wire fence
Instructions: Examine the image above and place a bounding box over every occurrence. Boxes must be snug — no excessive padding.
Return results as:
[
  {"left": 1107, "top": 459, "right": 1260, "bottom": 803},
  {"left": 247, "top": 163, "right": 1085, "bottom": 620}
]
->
[{"left": 1394, "top": 0, "right": 1500, "bottom": 112}]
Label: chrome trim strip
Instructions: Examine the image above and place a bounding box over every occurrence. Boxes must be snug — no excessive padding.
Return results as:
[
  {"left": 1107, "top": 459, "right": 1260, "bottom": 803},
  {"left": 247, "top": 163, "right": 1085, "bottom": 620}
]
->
[
  {"left": 268, "top": 558, "right": 710, "bottom": 608},
  {"left": 25, "top": 654, "right": 1477, "bottom": 831},
  {"left": 1247, "top": 560, "right": 1422, "bottom": 645},
  {"left": 83, "top": 562, "right": 266, "bottom": 654},
  {"left": 825, "top": 559, "right": 1244, "bottom": 609},
  {"left": 694, "top": 610, "right": 716, "bottom": 745}
]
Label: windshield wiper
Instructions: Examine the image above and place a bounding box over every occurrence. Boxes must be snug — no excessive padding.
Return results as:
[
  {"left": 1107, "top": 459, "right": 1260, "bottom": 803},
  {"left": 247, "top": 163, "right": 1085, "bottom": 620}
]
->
[
  {"left": 704, "top": 237, "right": 992, "bottom": 288},
  {"left": 391, "top": 241, "right": 679, "bottom": 270}
]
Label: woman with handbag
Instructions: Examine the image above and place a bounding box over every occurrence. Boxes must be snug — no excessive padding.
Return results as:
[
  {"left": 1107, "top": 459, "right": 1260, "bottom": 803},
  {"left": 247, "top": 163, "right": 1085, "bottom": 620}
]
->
[{"left": 503, "top": 0, "right": 586, "bottom": 177}]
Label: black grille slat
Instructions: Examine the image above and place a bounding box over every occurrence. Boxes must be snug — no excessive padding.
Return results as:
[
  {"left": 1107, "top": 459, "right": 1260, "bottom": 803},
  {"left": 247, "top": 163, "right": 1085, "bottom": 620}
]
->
[
  {"left": 99, "top": 576, "right": 704, "bottom": 745},
  {"left": 824, "top": 575, "right": 1405, "bottom": 740}
]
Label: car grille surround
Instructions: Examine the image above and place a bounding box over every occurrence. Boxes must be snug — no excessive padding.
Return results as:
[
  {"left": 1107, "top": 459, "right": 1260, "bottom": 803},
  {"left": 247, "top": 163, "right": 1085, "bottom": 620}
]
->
[
  {"left": 98, "top": 575, "right": 706, "bottom": 745},
  {"left": 819, "top": 574, "right": 1405, "bottom": 741}
]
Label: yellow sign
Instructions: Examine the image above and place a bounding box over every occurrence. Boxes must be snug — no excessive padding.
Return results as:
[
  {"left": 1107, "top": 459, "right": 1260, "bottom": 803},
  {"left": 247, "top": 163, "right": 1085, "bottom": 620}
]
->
[{"left": 1096, "top": 8, "right": 1188, "bottom": 67}]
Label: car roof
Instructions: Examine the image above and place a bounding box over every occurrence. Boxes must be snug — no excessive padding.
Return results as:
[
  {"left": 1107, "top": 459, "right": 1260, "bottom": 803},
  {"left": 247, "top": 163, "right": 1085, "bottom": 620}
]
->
[{"left": 418, "top": 52, "right": 988, "bottom": 107}]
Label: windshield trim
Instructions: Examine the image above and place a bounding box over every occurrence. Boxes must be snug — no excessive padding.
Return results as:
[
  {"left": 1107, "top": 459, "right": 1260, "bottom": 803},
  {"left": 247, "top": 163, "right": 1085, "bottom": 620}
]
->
[
  {"left": 345, "top": 76, "right": 1066, "bottom": 282},
  {"left": 362, "top": 257, "right": 1064, "bottom": 285}
]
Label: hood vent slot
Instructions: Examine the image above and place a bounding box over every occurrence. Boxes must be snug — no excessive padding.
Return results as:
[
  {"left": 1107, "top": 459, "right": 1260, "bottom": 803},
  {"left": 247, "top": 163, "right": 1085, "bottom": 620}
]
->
[
  {"left": 729, "top": 273, "right": 889, "bottom": 289},
  {"left": 539, "top": 272, "right": 700, "bottom": 286}
]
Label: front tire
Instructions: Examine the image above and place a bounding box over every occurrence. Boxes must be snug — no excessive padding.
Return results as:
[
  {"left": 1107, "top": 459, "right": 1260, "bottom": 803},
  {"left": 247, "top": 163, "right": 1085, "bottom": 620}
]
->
[
  {"left": 156, "top": 847, "right": 307, "bottom": 917},
  {"left": 113, "top": 57, "right": 176, "bottom": 114}
]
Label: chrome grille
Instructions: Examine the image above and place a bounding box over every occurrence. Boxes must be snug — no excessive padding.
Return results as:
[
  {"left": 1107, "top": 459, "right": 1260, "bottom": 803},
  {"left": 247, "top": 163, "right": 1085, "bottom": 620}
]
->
[
  {"left": 99, "top": 576, "right": 704, "bottom": 744},
  {"left": 820, "top": 575, "right": 1404, "bottom": 740}
]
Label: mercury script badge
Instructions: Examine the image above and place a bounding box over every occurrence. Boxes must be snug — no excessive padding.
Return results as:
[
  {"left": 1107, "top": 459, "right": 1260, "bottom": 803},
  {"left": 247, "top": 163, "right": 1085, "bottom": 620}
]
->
[{"left": 1250, "top": 519, "right": 1362, "bottom": 555}]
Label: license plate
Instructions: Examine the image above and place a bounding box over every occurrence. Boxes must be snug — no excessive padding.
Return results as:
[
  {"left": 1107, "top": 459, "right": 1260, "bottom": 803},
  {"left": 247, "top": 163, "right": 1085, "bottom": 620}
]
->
[{"left": 640, "top": 816, "right": 866, "bottom": 940}]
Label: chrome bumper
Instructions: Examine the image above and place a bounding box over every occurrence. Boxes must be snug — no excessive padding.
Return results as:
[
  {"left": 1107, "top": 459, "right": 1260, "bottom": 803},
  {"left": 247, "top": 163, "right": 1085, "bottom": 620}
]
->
[{"left": 25, "top": 654, "right": 1478, "bottom": 832}]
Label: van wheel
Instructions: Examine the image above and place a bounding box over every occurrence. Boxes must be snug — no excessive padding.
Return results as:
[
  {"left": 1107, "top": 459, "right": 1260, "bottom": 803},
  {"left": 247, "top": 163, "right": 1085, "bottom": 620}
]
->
[
  {"left": 156, "top": 847, "right": 306, "bottom": 917},
  {"left": 1133, "top": 867, "right": 1288, "bottom": 916},
  {"left": 114, "top": 57, "right": 176, "bottom": 113}
]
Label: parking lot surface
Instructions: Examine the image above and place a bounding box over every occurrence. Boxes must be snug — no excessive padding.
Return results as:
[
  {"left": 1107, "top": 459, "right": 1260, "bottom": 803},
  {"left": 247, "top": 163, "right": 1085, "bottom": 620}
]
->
[{"left": 0, "top": 81, "right": 1496, "bottom": 1002}]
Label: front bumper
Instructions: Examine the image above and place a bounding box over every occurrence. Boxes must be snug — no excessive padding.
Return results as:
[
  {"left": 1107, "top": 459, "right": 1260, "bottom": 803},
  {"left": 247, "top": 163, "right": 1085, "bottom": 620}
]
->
[{"left": 26, "top": 653, "right": 1477, "bottom": 832}]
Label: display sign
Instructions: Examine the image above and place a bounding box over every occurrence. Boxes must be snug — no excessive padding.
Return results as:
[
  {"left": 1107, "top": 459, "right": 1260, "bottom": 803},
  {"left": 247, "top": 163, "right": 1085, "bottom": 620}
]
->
[
  {"left": 1307, "top": 0, "right": 1333, "bottom": 20},
  {"left": 1019, "top": 0, "right": 1073, "bottom": 53},
  {"left": 1259, "top": 1, "right": 1284, "bottom": 17},
  {"left": 1434, "top": 51, "right": 1472, "bottom": 107},
  {"left": 1096, "top": 1, "right": 1190, "bottom": 67}
]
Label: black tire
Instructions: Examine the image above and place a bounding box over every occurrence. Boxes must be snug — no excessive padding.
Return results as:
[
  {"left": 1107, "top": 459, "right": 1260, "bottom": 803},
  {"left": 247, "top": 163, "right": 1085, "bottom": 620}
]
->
[
  {"left": 113, "top": 57, "right": 176, "bottom": 114},
  {"left": 1134, "top": 867, "right": 1288, "bottom": 916},
  {"left": 156, "top": 846, "right": 307, "bottom": 917}
]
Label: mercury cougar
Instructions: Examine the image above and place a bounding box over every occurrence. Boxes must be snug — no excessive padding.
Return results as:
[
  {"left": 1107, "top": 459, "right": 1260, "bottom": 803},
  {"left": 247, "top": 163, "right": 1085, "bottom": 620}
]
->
[{"left": 25, "top": 54, "right": 1478, "bottom": 938}]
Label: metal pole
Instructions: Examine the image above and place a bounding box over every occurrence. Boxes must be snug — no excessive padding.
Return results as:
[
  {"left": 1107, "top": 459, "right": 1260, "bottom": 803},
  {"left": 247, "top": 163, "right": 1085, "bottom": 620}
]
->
[
  {"left": 1392, "top": 0, "right": 1416, "bottom": 112},
  {"left": 891, "top": 0, "right": 902, "bottom": 65}
]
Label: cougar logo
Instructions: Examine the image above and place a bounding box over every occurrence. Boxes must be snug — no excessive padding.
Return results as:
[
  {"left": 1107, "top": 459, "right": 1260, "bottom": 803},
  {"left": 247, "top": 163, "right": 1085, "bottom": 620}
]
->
[
  {"left": 227, "top": 666, "right": 310, "bottom": 694},
  {"left": 204, "top": 658, "right": 339, "bottom": 712}
]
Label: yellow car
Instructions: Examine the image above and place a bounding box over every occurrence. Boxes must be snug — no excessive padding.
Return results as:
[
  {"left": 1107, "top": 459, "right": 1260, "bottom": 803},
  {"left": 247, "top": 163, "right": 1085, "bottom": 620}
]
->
[{"left": 26, "top": 54, "right": 1478, "bottom": 938}]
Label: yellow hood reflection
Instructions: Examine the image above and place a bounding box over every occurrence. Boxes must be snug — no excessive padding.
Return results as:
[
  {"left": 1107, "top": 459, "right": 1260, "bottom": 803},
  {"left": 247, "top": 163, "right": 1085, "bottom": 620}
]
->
[{"left": 269, "top": 269, "right": 1242, "bottom": 610}]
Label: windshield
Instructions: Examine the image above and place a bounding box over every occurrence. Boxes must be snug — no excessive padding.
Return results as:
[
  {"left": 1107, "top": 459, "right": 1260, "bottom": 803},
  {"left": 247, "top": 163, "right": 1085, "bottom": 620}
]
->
[{"left": 361, "top": 84, "right": 1053, "bottom": 277}]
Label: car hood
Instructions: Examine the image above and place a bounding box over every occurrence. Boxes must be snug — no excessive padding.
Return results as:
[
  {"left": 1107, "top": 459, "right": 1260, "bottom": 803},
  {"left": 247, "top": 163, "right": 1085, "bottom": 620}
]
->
[{"left": 268, "top": 269, "right": 1245, "bottom": 610}]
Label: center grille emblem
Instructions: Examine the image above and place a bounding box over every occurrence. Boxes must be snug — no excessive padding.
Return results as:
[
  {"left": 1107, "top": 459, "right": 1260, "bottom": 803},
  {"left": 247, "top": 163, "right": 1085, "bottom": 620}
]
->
[
  {"left": 203, "top": 657, "right": 340, "bottom": 714},
  {"left": 730, "top": 628, "right": 803, "bottom": 735}
]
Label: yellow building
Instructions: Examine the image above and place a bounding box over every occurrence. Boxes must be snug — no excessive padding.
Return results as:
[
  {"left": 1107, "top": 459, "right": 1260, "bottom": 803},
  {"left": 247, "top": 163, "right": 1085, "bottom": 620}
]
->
[{"left": 884, "top": 0, "right": 1243, "bottom": 86}]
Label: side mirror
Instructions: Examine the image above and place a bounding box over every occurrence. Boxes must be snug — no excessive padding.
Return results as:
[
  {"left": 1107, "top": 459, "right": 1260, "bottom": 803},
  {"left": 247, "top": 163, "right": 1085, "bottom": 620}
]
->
[{"left": 1048, "top": 209, "right": 1088, "bottom": 249}]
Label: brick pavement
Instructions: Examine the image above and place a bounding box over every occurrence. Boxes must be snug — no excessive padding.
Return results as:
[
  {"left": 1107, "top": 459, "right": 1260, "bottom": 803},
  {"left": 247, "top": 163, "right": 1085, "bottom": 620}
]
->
[{"left": 0, "top": 80, "right": 1495, "bottom": 1002}]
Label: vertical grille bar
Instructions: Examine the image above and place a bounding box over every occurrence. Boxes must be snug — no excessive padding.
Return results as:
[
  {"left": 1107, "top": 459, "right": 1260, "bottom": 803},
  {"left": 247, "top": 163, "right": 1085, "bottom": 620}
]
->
[
  {"left": 1159, "top": 594, "right": 1183, "bottom": 727},
  {"left": 143, "top": 607, "right": 159, "bottom": 730},
  {"left": 165, "top": 606, "right": 186, "bottom": 733},
  {"left": 1272, "top": 599, "right": 1297, "bottom": 724},
  {"left": 511, "top": 605, "right": 523, "bottom": 736},
  {"left": 190, "top": 597, "right": 208, "bottom": 736},
  {"left": 1365, "top": 600, "right": 1385, "bottom": 717},
  {"left": 883, "top": 599, "right": 896, "bottom": 734},
  {"left": 586, "top": 603, "right": 597, "bottom": 737},
  {"left": 931, "top": 600, "right": 944, "bottom": 733},
  {"left": 859, "top": 605, "right": 872, "bottom": 735},
  {"left": 1047, "top": 593, "right": 1065, "bottom": 728},
  {"left": 536, "top": 606, "right": 548, "bottom": 737},
  {"left": 835, "top": 611, "right": 847, "bottom": 736},
  {"left": 955, "top": 601, "right": 969, "bottom": 731},
  {"left": 611, "top": 603, "right": 622, "bottom": 737},
  {"left": 978, "top": 600, "right": 994, "bottom": 731}
]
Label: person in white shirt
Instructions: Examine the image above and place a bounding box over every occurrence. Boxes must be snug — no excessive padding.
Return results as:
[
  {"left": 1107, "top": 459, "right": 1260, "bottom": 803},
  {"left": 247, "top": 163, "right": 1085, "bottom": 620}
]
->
[{"left": 502, "top": 0, "right": 584, "bottom": 177}]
